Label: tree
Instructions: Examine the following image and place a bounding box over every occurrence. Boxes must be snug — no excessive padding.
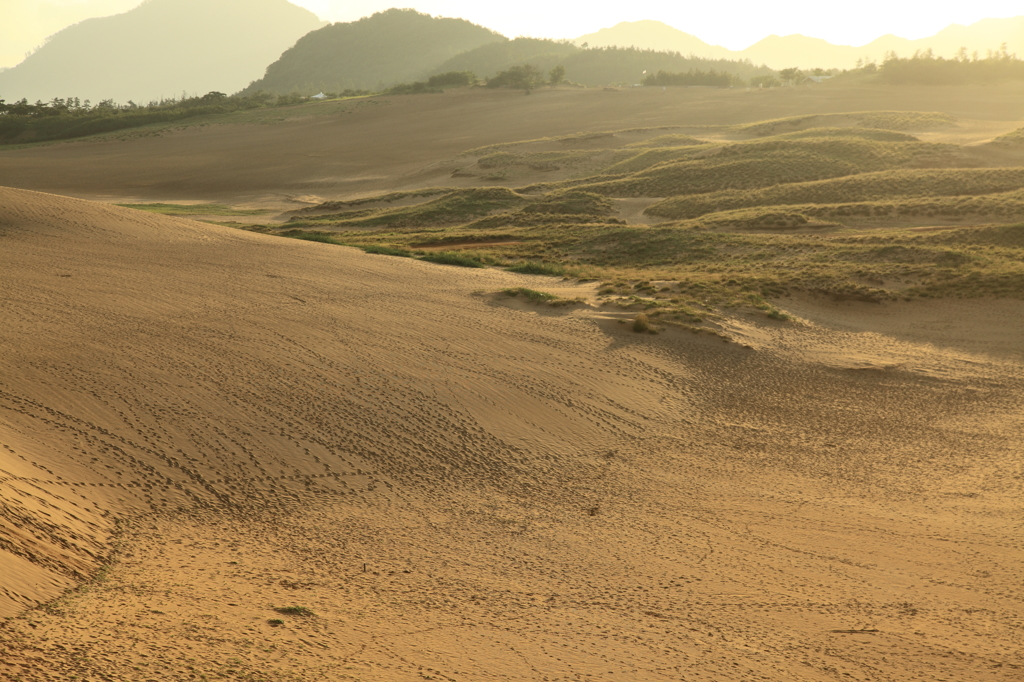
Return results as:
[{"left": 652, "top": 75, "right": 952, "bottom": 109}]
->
[
  {"left": 778, "top": 67, "right": 802, "bottom": 83},
  {"left": 427, "top": 71, "right": 476, "bottom": 87},
  {"left": 487, "top": 65, "right": 545, "bottom": 92},
  {"left": 549, "top": 65, "right": 566, "bottom": 85}
]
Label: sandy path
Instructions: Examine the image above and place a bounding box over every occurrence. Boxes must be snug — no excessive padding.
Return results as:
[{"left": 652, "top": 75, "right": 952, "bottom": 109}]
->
[{"left": 1, "top": 187, "right": 1022, "bottom": 680}]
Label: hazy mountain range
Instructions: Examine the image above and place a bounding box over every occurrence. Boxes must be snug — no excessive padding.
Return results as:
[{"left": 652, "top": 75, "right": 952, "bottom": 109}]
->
[
  {"left": 577, "top": 17, "right": 1024, "bottom": 70},
  {"left": 0, "top": 0, "right": 324, "bottom": 104},
  {"left": 1, "top": 1, "right": 1022, "bottom": 104}
]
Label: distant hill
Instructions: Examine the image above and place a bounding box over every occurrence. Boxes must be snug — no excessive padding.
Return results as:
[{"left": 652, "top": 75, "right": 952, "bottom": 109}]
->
[
  {"left": 558, "top": 47, "right": 774, "bottom": 86},
  {"left": 576, "top": 21, "right": 734, "bottom": 60},
  {"left": 429, "top": 38, "right": 578, "bottom": 80},
  {"left": 431, "top": 39, "right": 772, "bottom": 86},
  {"left": 0, "top": 0, "right": 325, "bottom": 104},
  {"left": 240, "top": 9, "right": 504, "bottom": 95},
  {"left": 576, "top": 17, "right": 1024, "bottom": 70}
]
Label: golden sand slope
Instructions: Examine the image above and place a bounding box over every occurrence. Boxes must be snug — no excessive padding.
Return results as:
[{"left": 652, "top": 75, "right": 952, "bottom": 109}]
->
[{"left": 1, "top": 186, "right": 1022, "bottom": 681}]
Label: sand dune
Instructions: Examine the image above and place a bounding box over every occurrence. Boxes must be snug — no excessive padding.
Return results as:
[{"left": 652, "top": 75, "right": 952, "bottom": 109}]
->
[
  {"left": 1, "top": 186, "right": 1022, "bottom": 680},
  {"left": 3, "top": 84, "right": 1024, "bottom": 210}
]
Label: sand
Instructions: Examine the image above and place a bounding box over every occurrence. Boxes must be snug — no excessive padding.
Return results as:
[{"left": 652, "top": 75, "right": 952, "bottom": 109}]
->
[
  {"left": 1, "top": 184, "right": 1022, "bottom": 680},
  {"left": 2, "top": 82, "right": 1024, "bottom": 210},
  {"left": 1, "top": 82, "right": 1023, "bottom": 680}
]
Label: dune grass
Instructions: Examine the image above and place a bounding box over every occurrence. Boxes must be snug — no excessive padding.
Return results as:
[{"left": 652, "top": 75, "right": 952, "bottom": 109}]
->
[
  {"left": 737, "top": 111, "right": 956, "bottom": 137},
  {"left": 242, "top": 113, "right": 1024, "bottom": 314},
  {"left": 419, "top": 251, "right": 487, "bottom": 267},
  {"left": 288, "top": 187, "right": 528, "bottom": 228},
  {"left": 120, "top": 203, "right": 274, "bottom": 216},
  {"left": 646, "top": 168, "right": 1024, "bottom": 220}
]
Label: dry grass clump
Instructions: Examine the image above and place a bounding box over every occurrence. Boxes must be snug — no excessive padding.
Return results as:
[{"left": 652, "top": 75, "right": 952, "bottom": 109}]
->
[
  {"left": 570, "top": 137, "right": 960, "bottom": 198},
  {"left": 500, "top": 287, "right": 582, "bottom": 306},
  {"left": 287, "top": 186, "right": 528, "bottom": 229},
  {"left": 646, "top": 168, "right": 1024, "bottom": 220},
  {"left": 992, "top": 126, "right": 1024, "bottom": 146},
  {"left": 738, "top": 111, "right": 956, "bottom": 136},
  {"left": 632, "top": 313, "right": 652, "bottom": 332},
  {"left": 623, "top": 134, "right": 705, "bottom": 148}
]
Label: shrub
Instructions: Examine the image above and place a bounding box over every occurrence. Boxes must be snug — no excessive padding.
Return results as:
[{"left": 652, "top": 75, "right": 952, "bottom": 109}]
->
[
  {"left": 632, "top": 313, "right": 651, "bottom": 332},
  {"left": 420, "top": 251, "right": 486, "bottom": 267},
  {"left": 501, "top": 287, "right": 558, "bottom": 302},
  {"left": 487, "top": 64, "right": 546, "bottom": 91},
  {"left": 291, "top": 232, "right": 338, "bottom": 244},
  {"left": 362, "top": 245, "right": 413, "bottom": 257},
  {"left": 428, "top": 71, "right": 476, "bottom": 87},
  {"left": 507, "top": 261, "right": 568, "bottom": 276}
]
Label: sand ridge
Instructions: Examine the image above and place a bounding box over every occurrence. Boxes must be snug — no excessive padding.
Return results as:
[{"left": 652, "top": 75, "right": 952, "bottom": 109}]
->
[{"left": 1, "top": 186, "right": 1022, "bottom": 680}]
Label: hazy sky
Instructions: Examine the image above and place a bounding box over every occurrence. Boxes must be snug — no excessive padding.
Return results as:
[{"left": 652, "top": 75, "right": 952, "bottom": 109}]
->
[{"left": 3, "top": 0, "right": 1022, "bottom": 69}]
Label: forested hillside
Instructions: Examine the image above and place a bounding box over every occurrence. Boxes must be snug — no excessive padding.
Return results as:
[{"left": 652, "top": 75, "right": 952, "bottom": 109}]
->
[{"left": 239, "top": 9, "right": 503, "bottom": 95}]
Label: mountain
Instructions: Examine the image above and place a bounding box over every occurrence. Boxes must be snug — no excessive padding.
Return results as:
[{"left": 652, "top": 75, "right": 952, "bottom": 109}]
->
[
  {"left": 429, "top": 38, "right": 578, "bottom": 80},
  {"left": 575, "top": 17, "right": 1024, "bottom": 70},
  {"left": 0, "top": 0, "right": 324, "bottom": 105},
  {"left": 575, "top": 21, "right": 734, "bottom": 60},
  {"left": 430, "top": 38, "right": 773, "bottom": 86},
  {"left": 239, "top": 9, "right": 504, "bottom": 95}
]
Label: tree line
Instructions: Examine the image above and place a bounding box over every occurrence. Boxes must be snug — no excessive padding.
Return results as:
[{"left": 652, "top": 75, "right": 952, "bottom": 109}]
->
[
  {"left": 0, "top": 90, "right": 363, "bottom": 144},
  {"left": 877, "top": 45, "right": 1024, "bottom": 84}
]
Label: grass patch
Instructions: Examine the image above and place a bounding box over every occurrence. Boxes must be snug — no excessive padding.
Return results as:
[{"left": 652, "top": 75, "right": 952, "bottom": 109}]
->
[
  {"left": 993, "top": 126, "right": 1024, "bottom": 146},
  {"left": 646, "top": 168, "right": 1024, "bottom": 220},
  {"left": 291, "top": 187, "right": 529, "bottom": 229},
  {"left": 235, "top": 111, "right": 1024, "bottom": 319},
  {"left": 119, "top": 203, "right": 273, "bottom": 216},
  {"left": 361, "top": 245, "right": 414, "bottom": 257},
  {"left": 287, "top": 231, "right": 341, "bottom": 244},
  {"left": 420, "top": 251, "right": 486, "bottom": 267},
  {"left": 738, "top": 111, "right": 956, "bottom": 136},
  {"left": 273, "top": 606, "right": 315, "bottom": 616},
  {"left": 632, "top": 313, "right": 652, "bottom": 332},
  {"left": 501, "top": 287, "right": 559, "bottom": 303},
  {"left": 507, "top": 261, "right": 571, "bottom": 276}
]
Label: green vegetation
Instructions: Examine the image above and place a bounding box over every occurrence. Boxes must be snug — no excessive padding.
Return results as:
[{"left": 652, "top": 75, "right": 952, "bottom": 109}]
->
[
  {"left": 286, "top": 187, "right": 528, "bottom": 229},
  {"left": 632, "top": 313, "right": 652, "bottom": 333},
  {"left": 119, "top": 203, "right": 274, "bottom": 216},
  {"left": 738, "top": 111, "right": 956, "bottom": 137},
  {"left": 239, "top": 9, "right": 502, "bottom": 96},
  {"left": 429, "top": 71, "right": 477, "bottom": 87},
  {"left": 432, "top": 40, "right": 774, "bottom": 86},
  {"left": 878, "top": 47, "right": 1024, "bottom": 85},
  {"left": 506, "top": 262, "right": 574, "bottom": 277},
  {"left": 571, "top": 137, "right": 961, "bottom": 198},
  {"left": 361, "top": 245, "right": 414, "bottom": 257},
  {"left": 273, "top": 606, "right": 315, "bottom": 616},
  {"left": 502, "top": 287, "right": 557, "bottom": 302},
  {"left": 642, "top": 69, "right": 739, "bottom": 87},
  {"left": 0, "top": 91, "right": 387, "bottom": 145},
  {"left": 488, "top": 65, "right": 547, "bottom": 91},
  {"left": 233, "top": 114, "right": 1024, "bottom": 321},
  {"left": 420, "top": 251, "right": 486, "bottom": 268},
  {"left": 0, "top": 91, "right": 318, "bottom": 145},
  {"left": 647, "top": 168, "right": 1024, "bottom": 220},
  {"left": 385, "top": 70, "right": 478, "bottom": 95},
  {"left": 500, "top": 287, "right": 582, "bottom": 306}
]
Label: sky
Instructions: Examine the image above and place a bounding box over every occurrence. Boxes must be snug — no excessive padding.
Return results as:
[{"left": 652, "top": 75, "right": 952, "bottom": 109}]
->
[{"left": 3, "top": 0, "right": 1022, "bottom": 69}]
